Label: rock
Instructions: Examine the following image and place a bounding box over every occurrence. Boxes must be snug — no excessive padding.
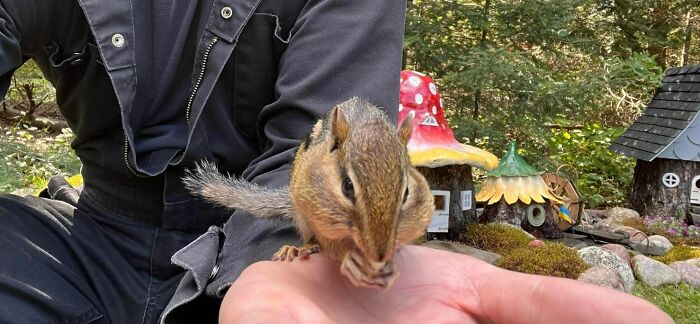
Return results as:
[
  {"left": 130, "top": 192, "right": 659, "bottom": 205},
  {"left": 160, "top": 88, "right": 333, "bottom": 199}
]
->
[
  {"left": 608, "top": 207, "right": 640, "bottom": 222},
  {"left": 422, "top": 240, "right": 502, "bottom": 264},
  {"left": 584, "top": 209, "right": 610, "bottom": 220},
  {"left": 496, "top": 222, "right": 536, "bottom": 240},
  {"left": 578, "top": 246, "right": 635, "bottom": 292},
  {"left": 631, "top": 235, "right": 673, "bottom": 256},
  {"left": 613, "top": 225, "right": 646, "bottom": 243},
  {"left": 577, "top": 265, "right": 625, "bottom": 292},
  {"left": 601, "top": 244, "right": 631, "bottom": 266},
  {"left": 670, "top": 261, "right": 700, "bottom": 288},
  {"left": 528, "top": 240, "right": 545, "bottom": 248},
  {"left": 632, "top": 255, "right": 681, "bottom": 288},
  {"left": 685, "top": 258, "right": 700, "bottom": 268}
]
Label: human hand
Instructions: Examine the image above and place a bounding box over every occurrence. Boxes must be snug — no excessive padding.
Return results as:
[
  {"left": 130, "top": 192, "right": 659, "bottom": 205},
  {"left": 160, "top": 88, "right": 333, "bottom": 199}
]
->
[{"left": 220, "top": 245, "right": 671, "bottom": 323}]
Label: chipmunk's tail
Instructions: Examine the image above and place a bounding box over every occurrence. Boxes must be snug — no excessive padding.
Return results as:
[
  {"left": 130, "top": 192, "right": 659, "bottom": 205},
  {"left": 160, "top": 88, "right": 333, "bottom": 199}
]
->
[{"left": 183, "top": 161, "right": 295, "bottom": 219}]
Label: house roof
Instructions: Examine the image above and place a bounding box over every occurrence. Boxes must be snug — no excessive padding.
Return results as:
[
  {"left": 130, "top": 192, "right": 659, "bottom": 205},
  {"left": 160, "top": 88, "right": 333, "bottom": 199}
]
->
[{"left": 610, "top": 65, "right": 700, "bottom": 162}]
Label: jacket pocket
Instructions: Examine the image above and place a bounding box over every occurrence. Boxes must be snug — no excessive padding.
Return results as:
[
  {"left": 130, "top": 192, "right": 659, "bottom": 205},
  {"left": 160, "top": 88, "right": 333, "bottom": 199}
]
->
[{"left": 232, "top": 13, "right": 289, "bottom": 139}]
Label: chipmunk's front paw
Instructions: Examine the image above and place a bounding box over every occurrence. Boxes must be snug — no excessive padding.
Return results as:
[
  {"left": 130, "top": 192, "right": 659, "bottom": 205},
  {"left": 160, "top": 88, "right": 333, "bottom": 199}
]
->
[
  {"left": 272, "top": 244, "right": 320, "bottom": 261},
  {"left": 340, "top": 249, "right": 398, "bottom": 289}
]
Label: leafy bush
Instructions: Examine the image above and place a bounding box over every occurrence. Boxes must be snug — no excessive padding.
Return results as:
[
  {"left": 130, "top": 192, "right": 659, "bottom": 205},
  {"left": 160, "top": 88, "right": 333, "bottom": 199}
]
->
[
  {"left": 0, "top": 125, "right": 80, "bottom": 193},
  {"left": 494, "top": 243, "right": 589, "bottom": 279},
  {"left": 653, "top": 245, "right": 700, "bottom": 265},
  {"left": 540, "top": 124, "right": 635, "bottom": 208},
  {"left": 463, "top": 223, "right": 532, "bottom": 255}
]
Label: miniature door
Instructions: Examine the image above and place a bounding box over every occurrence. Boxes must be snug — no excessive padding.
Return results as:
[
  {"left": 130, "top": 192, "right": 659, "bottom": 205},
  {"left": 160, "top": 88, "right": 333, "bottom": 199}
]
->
[
  {"left": 691, "top": 175, "right": 700, "bottom": 207},
  {"left": 428, "top": 190, "right": 450, "bottom": 233}
]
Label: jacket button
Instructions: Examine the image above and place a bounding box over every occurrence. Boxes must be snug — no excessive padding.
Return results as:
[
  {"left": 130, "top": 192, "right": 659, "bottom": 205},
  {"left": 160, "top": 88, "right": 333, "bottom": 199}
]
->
[
  {"left": 221, "top": 7, "right": 233, "bottom": 19},
  {"left": 112, "top": 33, "right": 126, "bottom": 48}
]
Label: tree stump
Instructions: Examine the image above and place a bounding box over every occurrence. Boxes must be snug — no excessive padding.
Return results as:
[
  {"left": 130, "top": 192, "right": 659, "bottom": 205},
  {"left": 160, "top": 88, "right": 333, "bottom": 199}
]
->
[
  {"left": 419, "top": 165, "right": 476, "bottom": 242},
  {"left": 479, "top": 200, "right": 563, "bottom": 239},
  {"left": 630, "top": 158, "right": 700, "bottom": 222}
]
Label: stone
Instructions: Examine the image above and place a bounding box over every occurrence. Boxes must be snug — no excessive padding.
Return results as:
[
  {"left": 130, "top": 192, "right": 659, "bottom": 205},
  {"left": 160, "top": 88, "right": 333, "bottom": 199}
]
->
[
  {"left": 670, "top": 261, "right": 700, "bottom": 288},
  {"left": 601, "top": 244, "right": 631, "bottom": 266},
  {"left": 422, "top": 240, "right": 502, "bottom": 264},
  {"left": 528, "top": 240, "right": 545, "bottom": 247},
  {"left": 577, "top": 265, "right": 625, "bottom": 292},
  {"left": 631, "top": 235, "right": 673, "bottom": 256},
  {"left": 578, "top": 246, "right": 635, "bottom": 292},
  {"left": 630, "top": 242, "right": 669, "bottom": 256},
  {"left": 613, "top": 225, "right": 646, "bottom": 243},
  {"left": 685, "top": 258, "right": 700, "bottom": 268},
  {"left": 632, "top": 255, "right": 681, "bottom": 288},
  {"left": 571, "top": 226, "right": 626, "bottom": 244},
  {"left": 607, "top": 207, "right": 640, "bottom": 222},
  {"left": 496, "top": 222, "right": 536, "bottom": 240}
]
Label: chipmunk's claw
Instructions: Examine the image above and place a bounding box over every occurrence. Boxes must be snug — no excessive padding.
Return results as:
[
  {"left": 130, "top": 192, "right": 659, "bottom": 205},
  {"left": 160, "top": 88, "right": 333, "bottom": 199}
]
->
[
  {"left": 272, "top": 244, "right": 320, "bottom": 262},
  {"left": 340, "top": 249, "right": 398, "bottom": 289}
]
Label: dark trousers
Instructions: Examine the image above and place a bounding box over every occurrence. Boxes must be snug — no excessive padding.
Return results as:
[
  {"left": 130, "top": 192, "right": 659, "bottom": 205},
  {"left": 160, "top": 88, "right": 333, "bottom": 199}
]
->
[{"left": 0, "top": 190, "right": 211, "bottom": 323}]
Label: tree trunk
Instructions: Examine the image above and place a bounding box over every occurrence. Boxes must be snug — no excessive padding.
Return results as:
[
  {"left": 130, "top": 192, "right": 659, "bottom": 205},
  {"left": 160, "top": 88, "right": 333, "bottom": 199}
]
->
[
  {"left": 419, "top": 165, "right": 475, "bottom": 242},
  {"left": 480, "top": 200, "right": 562, "bottom": 239},
  {"left": 630, "top": 159, "right": 700, "bottom": 222},
  {"left": 682, "top": 12, "right": 692, "bottom": 66}
]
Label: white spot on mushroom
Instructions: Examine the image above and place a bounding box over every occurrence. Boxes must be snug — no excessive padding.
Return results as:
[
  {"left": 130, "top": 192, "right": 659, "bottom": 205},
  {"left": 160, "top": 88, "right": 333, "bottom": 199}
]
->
[
  {"left": 432, "top": 106, "right": 437, "bottom": 115},
  {"left": 442, "top": 124, "right": 446, "bottom": 129},
  {"left": 439, "top": 98, "right": 444, "bottom": 108},
  {"left": 413, "top": 71, "right": 426, "bottom": 77},
  {"left": 408, "top": 76, "right": 421, "bottom": 87},
  {"left": 415, "top": 94, "right": 423, "bottom": 105},
  {"left": 429, "top": 83, "right": 437, "bottom": 95},
  {"left": 408, "top": 110, "right": 416, "bottom": 119},
  {"left": 398, "top": 104, "right": 403, "bottom": 112}
]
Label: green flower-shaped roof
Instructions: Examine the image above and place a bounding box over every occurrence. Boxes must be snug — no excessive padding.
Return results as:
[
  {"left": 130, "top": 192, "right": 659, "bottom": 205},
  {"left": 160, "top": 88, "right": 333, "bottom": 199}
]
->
[{"left": 486, "top": 141, "right": 541, "bottom": 177}]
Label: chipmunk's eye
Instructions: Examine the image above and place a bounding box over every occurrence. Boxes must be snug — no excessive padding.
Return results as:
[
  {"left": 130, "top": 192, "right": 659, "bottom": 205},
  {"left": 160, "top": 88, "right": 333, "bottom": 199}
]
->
[
  {"left": 342, "top": 177, "right": 355, "bottom": 202},
  {"left": 403, "top": 188, "right": 409, "bottom": 204}
]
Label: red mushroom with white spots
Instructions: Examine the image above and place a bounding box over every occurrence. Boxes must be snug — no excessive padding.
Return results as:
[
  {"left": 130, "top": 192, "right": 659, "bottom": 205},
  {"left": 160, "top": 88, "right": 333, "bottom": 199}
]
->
[{"left": 398, "top": 70, "right": 498, "bottom": 171}]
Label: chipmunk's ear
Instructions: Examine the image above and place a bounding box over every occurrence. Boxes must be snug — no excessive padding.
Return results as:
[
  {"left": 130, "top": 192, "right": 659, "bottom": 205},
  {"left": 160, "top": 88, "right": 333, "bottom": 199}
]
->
[
  {"left": 398, "top": 116, "right": 413, "bottom": 146},
  {"left": 330, "top": 105, "right": 350, "bottom": 145}
]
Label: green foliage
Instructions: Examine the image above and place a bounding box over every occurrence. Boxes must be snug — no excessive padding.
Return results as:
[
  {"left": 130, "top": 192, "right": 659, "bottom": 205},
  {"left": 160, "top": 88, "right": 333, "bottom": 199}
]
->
[
  {"left": 652, "top": 245, "right": 700, "bottom": 264},
  {"left": 633, "top": 282, "right": 700, "bottom": 324},
  {"left": 494, "top": 243, "right": 589, "bottom": 279},
  {"left": 540, "top": 124, "right": 635, "bottom": 208},
  {"left": 464, "top": 223, "right": 532, "bottom": 255},
  {"left": 0, "top": 126, "right": 80, "bottom": 193}
]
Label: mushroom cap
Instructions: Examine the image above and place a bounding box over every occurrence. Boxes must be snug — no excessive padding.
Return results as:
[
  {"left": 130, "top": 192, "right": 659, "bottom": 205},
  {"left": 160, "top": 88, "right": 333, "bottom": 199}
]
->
[
  {"left": 475, "top": 141, "right": 563, "bottom": 205},
  {"left": 399, "top": 70, "right": 498, "bottom": 170}
]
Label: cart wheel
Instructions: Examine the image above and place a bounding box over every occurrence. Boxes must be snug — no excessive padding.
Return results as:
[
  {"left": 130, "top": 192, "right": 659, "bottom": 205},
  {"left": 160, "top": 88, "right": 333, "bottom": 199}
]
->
[{"left": 542, "top": 171, "right": 582, "bottom": 231}]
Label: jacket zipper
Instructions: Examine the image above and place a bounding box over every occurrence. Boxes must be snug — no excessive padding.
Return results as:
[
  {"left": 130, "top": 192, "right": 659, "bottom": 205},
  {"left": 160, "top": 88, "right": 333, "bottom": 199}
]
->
[
  {"left": 186, "top": 36, "right": 219, "bottom": 125},
  {"left": 123, "top": 36, "right": 219, "bottom": 177}
]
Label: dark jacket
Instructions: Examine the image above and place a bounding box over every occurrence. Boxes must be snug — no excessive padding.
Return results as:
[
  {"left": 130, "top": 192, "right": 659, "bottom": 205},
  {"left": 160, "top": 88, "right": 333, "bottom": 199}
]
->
[{"left": 0, "top": 0, "right": 405, "bottom": 322}]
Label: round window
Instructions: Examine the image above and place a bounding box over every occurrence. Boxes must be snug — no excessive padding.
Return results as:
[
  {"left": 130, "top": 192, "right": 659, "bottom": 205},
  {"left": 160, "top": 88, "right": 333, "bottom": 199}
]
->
[
  {"left": 662, "top": 173, "right": 680, "bottom": 188},
  {"left": 527, "top": 204, "right": 546, "bottom": 227}
]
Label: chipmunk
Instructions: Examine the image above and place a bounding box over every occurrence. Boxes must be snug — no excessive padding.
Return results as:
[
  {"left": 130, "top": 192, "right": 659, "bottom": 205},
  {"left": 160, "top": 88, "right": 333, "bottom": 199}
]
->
[{"left": 184, "top": 97, "right": 434, "bottom": 288}]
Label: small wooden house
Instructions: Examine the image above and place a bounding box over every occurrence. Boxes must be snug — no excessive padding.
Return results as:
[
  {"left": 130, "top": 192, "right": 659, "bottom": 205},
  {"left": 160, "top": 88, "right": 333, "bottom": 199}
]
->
[{"left": 610, "top": 65, "right": 700, "bottom": 224}]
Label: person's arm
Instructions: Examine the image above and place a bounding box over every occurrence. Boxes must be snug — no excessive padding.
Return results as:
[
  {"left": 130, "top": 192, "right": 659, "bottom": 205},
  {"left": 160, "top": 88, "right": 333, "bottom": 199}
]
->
[
  {"left": 206, "top": 0, "right": 407, "bottom": 296},
  {"left": 0, "top": 0, "right": 41, "bottom": 99}
]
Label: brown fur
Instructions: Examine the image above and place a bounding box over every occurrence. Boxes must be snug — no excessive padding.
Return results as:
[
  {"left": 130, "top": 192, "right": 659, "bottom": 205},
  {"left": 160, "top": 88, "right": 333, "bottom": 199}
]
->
[{"left": 184, "top": 97, "right": 435, "bottom": 288}]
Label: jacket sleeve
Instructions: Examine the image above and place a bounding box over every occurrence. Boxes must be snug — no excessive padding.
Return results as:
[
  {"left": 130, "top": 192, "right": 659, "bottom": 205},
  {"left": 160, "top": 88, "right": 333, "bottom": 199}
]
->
[
  {"left": 211, "top": 0, "right": 406, "bottom": 294},
  {"left": 0, "top": 1, "right": 28, "bottom": 99}
]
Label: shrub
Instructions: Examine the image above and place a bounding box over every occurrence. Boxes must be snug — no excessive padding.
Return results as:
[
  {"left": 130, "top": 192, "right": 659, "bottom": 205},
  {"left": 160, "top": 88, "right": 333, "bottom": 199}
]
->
[
  {"left": 463, "top": 223, "right": 532, "bottom": 255},
  {"left": 494, "top": 243, "right": 588, "bottom": 279},
  {"left": 652, "top": 245, "right": 700, "bottom": 265}
]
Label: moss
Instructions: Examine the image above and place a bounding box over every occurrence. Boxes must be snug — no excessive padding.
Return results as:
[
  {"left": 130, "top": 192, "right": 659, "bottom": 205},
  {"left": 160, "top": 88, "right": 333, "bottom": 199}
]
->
[
  {"left": 494, "top": 243, "right": 589, "bottom": 279},
  {"left": 652, "top": 245, "right": 700, "bottom": 264},
  {"left": 463, "top": 223, "right": 532, "bottom": 255}
]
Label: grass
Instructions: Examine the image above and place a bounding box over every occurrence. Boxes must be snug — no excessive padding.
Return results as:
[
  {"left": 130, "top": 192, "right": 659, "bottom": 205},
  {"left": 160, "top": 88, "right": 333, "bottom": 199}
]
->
[{"left": 634, "top": 282, "right": 700, "bottom": 324}]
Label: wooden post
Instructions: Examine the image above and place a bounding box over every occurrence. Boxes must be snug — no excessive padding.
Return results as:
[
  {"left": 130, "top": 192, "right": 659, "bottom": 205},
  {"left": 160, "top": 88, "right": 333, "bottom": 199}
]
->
[{"left": 419, "top": 164, "right": 476, "bottom": 242}]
